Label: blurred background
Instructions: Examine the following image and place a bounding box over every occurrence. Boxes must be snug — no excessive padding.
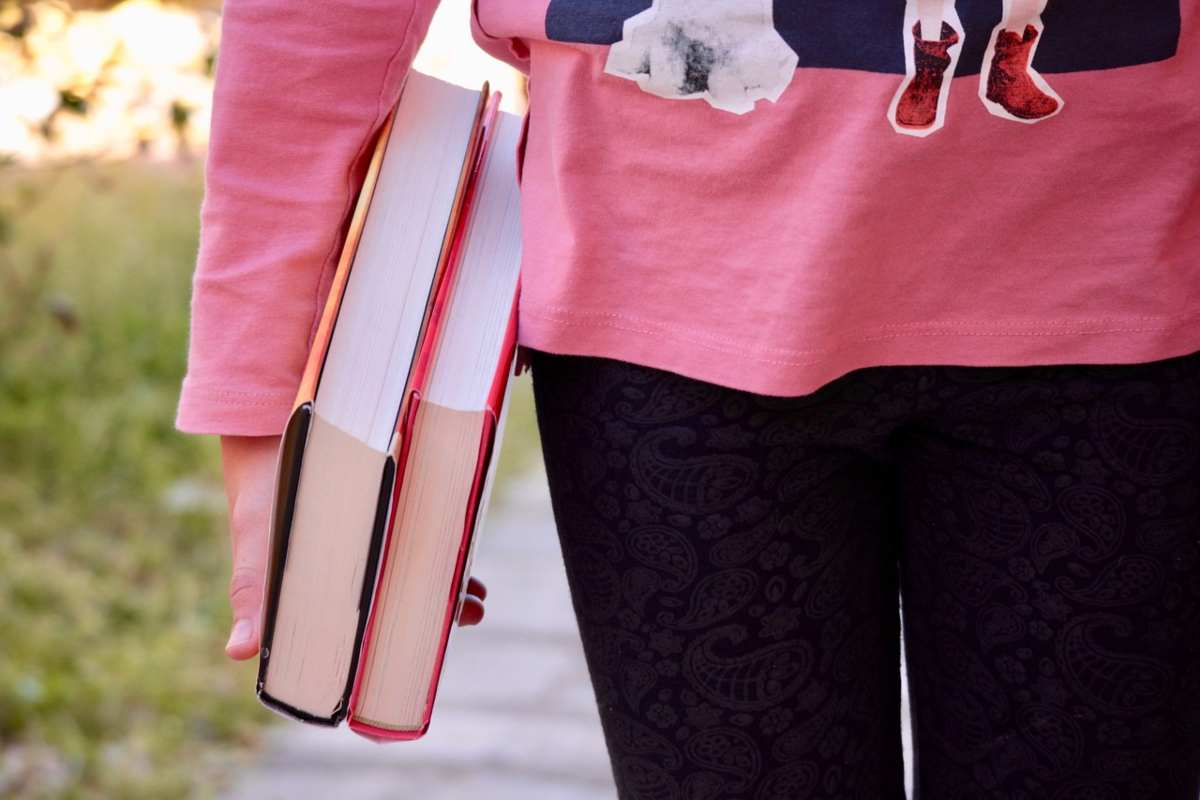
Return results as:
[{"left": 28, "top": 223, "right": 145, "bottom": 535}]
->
[{"left": 0, "top": 1, "right": 614, "bottom": 797}]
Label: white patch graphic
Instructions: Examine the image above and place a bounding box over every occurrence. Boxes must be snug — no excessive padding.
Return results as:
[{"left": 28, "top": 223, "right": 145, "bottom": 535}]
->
[{"left": 604, "top": 0, "right": 799, "bottom": 115}]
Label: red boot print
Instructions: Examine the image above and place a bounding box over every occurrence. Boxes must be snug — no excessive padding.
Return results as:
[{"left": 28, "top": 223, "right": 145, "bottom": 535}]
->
[
  {"left": 980, "top": 0, "right": 1064, "bottom": 123},
  {"left": 889, "top": 0, "right": 964, "bottom": 137},
  {"left": 896, "top": 22, "right": 961, "bottom": 129},
  {"left": 985, "top": 25, "right": 1061, "bottom": 119}
]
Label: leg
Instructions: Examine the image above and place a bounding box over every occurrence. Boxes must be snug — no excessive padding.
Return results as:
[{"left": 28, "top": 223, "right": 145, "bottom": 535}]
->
[
  {"left": 890, "top": 0, "right": 963, "bottom": 136},
  {"left": 529, "top": 350, "right": 907, "bottom": 799},
  {"left": 1002, "top": 0, "right": 1049, "bottom": 31},
  {"left": 917, "top": 0, "right": 949, "bottom": 41},
  {"left": 981, "top": 0, "right": 1063, "bottom": 121},
  {"left": 900, "top": 351, "right": 1200, "bottom": 798}
]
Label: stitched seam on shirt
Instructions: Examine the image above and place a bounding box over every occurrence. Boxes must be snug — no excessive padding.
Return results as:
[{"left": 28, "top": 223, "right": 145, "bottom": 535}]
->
[
  {"left": 538, "top": 304, "right": 1193, "bottom": 331},
  {"left": 528, "top": 304, "right": 1200, "bottom": 358},
  {"left": 522, "top": 307, "right": 1200, "bottom": 368},
  {"left": 186, "top": 395, "right": 292, "bottom": 408},
  {"left": 307, "top": 6, "right": 420, "bottom": 346},
  {"left": 184, "top": 384, "right": 294, "bottom": 403},
  {"left": 200, "top": 398, "right": 290, "bottom": 409}
]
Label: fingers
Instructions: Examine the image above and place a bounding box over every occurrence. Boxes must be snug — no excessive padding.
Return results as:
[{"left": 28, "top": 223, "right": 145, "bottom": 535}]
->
[
  {"left": 458, "top": 595, "right": 485, "bottom": 626},
  {"left": 456, "top": 576, "right": 487, "bottom": 626}
]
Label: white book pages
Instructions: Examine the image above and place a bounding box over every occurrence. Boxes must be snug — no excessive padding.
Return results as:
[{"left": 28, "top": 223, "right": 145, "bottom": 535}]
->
[
  {"left": 315, "top": 74, "right": 481, "bottom": 450},
  {"left": 424, "top": 111, "right": 524, "bottom": 411}
]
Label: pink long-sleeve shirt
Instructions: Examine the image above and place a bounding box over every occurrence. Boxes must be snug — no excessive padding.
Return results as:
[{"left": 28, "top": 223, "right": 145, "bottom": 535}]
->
[{"left": 178, "top": 0, "right": 1200, "bottom": 436}]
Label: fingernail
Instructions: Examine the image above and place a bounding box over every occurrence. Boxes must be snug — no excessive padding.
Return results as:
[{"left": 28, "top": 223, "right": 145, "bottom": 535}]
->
[{"left": 227, "top": 619, "right": 253, "bottom": 650}]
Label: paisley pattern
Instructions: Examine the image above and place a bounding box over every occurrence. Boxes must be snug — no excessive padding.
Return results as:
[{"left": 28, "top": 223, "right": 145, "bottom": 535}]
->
[
  {"left": 629, "top": 525, "right": 698, "bottom": 591},
  {"left": 684, "top": 626, "right": 812, "bottom": 710},
  {"left": 529, "top": 347, "right": 1200, "bottom": 799},
  {"left": 1055, "top": 614, "right": 1173, "bottom": 716},
  {"left": 632, "top": 427, "right": 759, "bottom": 514},
  {"left": 656, "top": 569, "right": 758, "bottom": 630},
  {"left": 1092, "top": 383, "right": 1199, "bottom": 486}
]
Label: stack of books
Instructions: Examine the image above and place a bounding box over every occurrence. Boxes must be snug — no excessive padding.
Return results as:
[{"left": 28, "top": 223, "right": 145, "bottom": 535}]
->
[{"left": 256, "top": 72, "right": 524, "bottom": 740}]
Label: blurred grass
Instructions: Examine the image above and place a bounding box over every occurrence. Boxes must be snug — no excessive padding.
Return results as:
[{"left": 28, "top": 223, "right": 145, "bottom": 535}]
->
[
  {"left": 0, "top": 161, "right": 260, "bottom": 799},
  {"left": 0, "top": 160, "right": 542, "bottom": 798}
]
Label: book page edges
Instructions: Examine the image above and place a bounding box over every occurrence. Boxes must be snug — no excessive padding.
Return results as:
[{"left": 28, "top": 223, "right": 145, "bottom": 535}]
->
[
  {"left": 398, "top": 90, "right": 501, "bottom": 430},
  {"left": 258, "top": 403, "right": 320, "bottom": 720},
  {"left": 258, "top": 412, "right": 393, "bottom": 723},
  {"left": 295, "top": 78, "right": 489, "bottom": 429},
  {"left": 346, "top": 296, "right": 516, "bottom": 738},
  {"left": 347, "top": 399, "right": 495, "bottom": 738},
  {"left": 345, "top": 387, "right": 423, "bottom": 726},
  {"left": 259, "top": 402, "right": 389, "bottom": 725},
  {"left": 387, "top": 84, "right": 490, "bottom": 452}
]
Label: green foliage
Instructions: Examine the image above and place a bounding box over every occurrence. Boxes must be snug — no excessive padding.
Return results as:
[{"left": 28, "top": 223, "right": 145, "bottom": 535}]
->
[
  {"left": 0, "top": 160, "right": 545, "bottom": 799},
  {"left": 0, "top": 162, "right": 263, "bottom": 799}
]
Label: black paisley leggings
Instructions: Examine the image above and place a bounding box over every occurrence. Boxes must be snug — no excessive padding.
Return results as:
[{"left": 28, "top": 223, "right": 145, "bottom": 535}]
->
[{"left": 527, "top": 347, "right": 1200, "bottom": 800}]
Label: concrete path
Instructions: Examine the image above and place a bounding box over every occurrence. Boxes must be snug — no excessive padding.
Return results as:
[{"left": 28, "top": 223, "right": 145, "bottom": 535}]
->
[{"left": 222, "top": 464, "right": 913, "bottom": 799}]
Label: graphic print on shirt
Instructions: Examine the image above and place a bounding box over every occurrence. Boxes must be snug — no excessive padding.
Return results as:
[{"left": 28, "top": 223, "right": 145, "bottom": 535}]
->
[
  {"left": 890, "top": 0, "right": 1065, "bottom": 136},
  {"left": 545, "top": 0, "right": 1182, "bottom": 131},
  {"left": 603, "top": 0, "right": 799, "bottom": 115}
]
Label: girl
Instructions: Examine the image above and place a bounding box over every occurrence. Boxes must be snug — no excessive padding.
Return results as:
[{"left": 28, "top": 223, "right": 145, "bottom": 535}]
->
[{"left": 180, "top": 1, "right": 1200, "bottom": 797}]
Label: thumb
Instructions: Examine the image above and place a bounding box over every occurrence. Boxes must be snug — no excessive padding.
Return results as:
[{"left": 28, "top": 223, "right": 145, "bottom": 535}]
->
[
  {"left": 219, "top": 435, "right": 279, "bottom": 662},
  {"left": 225, "top": 498, "right": 270, "bottom": 661},
  {"left": 226, "top": 560, "right": 264, "bottom": 660}
]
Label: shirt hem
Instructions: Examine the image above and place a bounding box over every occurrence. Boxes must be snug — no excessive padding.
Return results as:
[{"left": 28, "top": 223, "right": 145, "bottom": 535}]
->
[
  {"left": 517, "top": 305, "right": 1200, "bottom": 398},
  {"left": 176, "top": 379, "right": 295, "bottom": 437}
]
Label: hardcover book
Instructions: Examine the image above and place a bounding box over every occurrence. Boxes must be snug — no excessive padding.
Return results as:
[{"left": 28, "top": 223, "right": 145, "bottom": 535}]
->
[{"left": 256, "top": 71, "right": 525, "bottom": 740}]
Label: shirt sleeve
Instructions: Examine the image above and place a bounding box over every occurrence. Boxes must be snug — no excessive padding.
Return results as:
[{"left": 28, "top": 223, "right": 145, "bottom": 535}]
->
[{"left": 176, "top": 0, "right": 441, "bottom": 436}]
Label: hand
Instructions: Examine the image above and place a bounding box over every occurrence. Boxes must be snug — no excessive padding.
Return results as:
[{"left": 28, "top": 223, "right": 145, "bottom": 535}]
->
[{"left": 218, "top": 435, "right": 487, "bottom": 661}]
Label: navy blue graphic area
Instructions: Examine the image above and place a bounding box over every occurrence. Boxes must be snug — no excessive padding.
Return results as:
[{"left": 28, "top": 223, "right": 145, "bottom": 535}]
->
[
  {"left": 545, "top": 0, "right": 1182, "bottom": 76},
  {"left": 545, "top": 0, "right": 650, "bottom": 45}
]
